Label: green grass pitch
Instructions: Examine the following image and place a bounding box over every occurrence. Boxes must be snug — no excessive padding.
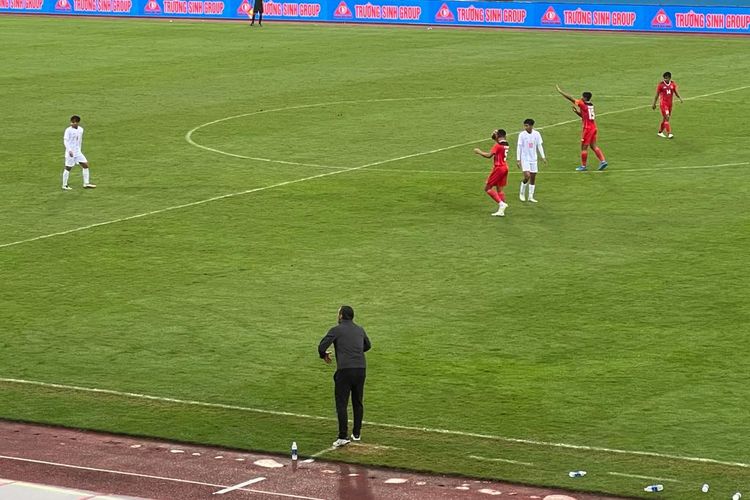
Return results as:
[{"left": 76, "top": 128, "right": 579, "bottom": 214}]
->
[{"left": 1, "top": 15, "right": 749, "bottom": 498}]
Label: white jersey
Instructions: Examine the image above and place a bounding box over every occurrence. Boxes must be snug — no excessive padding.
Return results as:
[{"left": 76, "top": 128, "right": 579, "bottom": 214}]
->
[
  {"left": 516, "top": 130, "right": 545, "bottom": 163},
  {"left": 64, "top": 126, "right": 84, "bottom": 154}
]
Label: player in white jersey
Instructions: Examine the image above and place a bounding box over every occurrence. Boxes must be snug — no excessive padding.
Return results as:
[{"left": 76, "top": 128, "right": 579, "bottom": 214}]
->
[
  {"left": 516, "top": 118, "right": 546, "bottom": 203},
  {"left": 62, "top": 115, "right": 96, "bottom": 190}
]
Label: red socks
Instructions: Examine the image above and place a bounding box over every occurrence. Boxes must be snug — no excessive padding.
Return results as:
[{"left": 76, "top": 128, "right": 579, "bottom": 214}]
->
[
  {"left": 581, "top": 150, "right": 588, "bottom": 166},
  {"left": 593, "top": 147, "right": 605, "bottom": 161},
  {"left": 487, "top": 189, "right": 502, "bottom": 203}
]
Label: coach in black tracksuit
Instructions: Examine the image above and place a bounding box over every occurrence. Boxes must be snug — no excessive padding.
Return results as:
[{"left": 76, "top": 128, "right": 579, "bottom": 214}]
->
[{"left": 318, "top": 305, "right": 371, "bottom": 447}]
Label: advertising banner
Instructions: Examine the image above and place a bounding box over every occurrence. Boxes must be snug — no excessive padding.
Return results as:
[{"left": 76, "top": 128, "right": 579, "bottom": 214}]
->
[{"left": 2, "top": 0, "right": 750, "bottom": 34}]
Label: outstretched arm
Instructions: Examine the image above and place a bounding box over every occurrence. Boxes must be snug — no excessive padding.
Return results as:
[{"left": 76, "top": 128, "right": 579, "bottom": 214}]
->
[
  {"left": 556, "top": 84, "right": 575, "bottom": 103},
  {"left": 473, "top": 148, "right": 493, "bottom": 159}
]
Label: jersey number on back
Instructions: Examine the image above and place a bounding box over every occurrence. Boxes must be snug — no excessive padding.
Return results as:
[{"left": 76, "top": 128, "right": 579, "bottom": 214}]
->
[{"left": 587, "top": 107, "right": 596, "bottom": 120}]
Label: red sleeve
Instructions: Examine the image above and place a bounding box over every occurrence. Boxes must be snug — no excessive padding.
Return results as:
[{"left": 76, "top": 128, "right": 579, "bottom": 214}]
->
[
  {"left": 490, "top": 144, "right": 501, "bottom": 156},
  {"left": 575, "top": 99, "right": 586, "bottom": 112},
  {"left": 656, "top": 83, "right": 662, "bottom": 93}
]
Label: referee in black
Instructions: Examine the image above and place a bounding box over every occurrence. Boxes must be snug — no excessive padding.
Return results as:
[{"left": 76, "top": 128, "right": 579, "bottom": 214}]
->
[{"left": 318, "top": 305, "right": 371, "bottom": 448}]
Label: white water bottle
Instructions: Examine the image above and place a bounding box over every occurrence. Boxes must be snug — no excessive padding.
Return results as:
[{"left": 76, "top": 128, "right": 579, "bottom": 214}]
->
[
  {"left": 291, "top": 441, "right": 298, "bottom": 461},
  {"left": 644, "top": 484, "right": 664, "bottom": 492},
  {"left": 732, "top": 493, "right": 742, "bottom": 500},
  {"left": 568, "top": 471, "right": 586, "bottom": 478},
  {"left": 701, "top": 483, "right": 709, "bottom": 493}
]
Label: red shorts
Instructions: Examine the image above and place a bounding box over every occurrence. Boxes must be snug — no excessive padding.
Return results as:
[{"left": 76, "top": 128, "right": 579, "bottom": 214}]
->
[
  {"left": 660, "top": 103, "right": 672, "bottom": 118},
  {"left": 486, "top": 166, "right": 508, "bottom": 188},
  {"left": 581, "top": 126, "right": 598, "bottom": 146}
]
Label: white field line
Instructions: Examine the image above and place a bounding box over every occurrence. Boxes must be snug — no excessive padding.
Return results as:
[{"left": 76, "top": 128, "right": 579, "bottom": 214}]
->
[
  {"left": 187, "top": 85, "right": 750, "bottom": 166},
  {"left": 213, "top": 476, "right": 266, "bottom": 495},
  {"left": 468, "top": 455, "right": 534, "bottom": 467},
  {"left": 1, "top": 377, "right": 749, "bottom": 470},
  {"left": 364, "top": 161, "right": 750, "bottom": 175},
  {"left": 607, "top": 471, "right": 680, "bottom": 483},
  {"left": 2, "top": 85, "right": 747, "bottom": 251},
  {"left": 0, "top": 455, "right": 325, "bottom": 500},
  {"left": 312, "top": 446, "right": 336, "bottom": 458}
]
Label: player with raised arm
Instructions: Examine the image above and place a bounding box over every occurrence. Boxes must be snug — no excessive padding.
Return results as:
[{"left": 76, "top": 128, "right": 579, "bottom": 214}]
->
[
  {"left": 556, "top": 85, "right": 608, "bottom": 171},
  {"left": 62, "top": 115, "right": 96, "bottom": 190},
  {"left": 652, "top": 71, "right": 683, "bottom": 139},
  {"left": 516, "top": 118, "right": 546, "bottom": 203},
  {"left": 474, "top": 128, "right": 510, "bottom": 217}
]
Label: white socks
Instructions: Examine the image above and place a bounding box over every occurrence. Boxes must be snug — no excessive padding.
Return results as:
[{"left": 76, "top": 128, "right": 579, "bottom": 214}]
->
[
  {"left": 520, "top": 181, "right": 527, "bottom": 197},
  {"left": 62, "top": 169, "right": 70, "bottom": 187},
  {"left": 529, "top": 184, "right": 536, "bottom": 199},
  {"left": 82, "top": 168, "right": 90, "bottom": 185}
]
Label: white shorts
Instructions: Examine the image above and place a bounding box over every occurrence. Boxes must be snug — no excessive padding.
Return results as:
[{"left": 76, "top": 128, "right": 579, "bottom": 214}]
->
[
  {"left": 521, "top": 161, "right": 538, "bottom": 173},
  {"left": 65, "top": 152, "right": 88, "bottom": 167}
]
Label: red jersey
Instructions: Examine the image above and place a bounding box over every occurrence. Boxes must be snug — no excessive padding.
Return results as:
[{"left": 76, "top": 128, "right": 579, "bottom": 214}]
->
[
  {"left": 656, "top": 80, "right": 678, "bottom": 107},
  {"left": 490, "top": 142, "right": 509, "bottom": 169},
  {"left": 575, "top": 99, "right": 596, "bottom": 130}
]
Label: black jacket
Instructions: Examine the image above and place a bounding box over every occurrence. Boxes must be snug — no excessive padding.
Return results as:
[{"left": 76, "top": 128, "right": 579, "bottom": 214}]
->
[{"left": 318, "top": 319, "right": 371, "bottom": 370}]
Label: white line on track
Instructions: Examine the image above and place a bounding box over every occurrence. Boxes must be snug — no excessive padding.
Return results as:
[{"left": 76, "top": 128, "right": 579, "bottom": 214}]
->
[
  {"left": 213, "top": 476, "right": 266, "bottom": 495},
  {"left": 0, "top": 455, "right": 325, "bottom": 500},
  {"left": 1, "top": 377, "right": 749, "bottom": 470},
  {"left": 2, "top": 85, "right": 748, "bottom": 250},
  {"left": 468, "top": 455, "right": 534, "bottom": 467},
  {"left": 607, "top": 471, "right": 680, "bottom": 483}
]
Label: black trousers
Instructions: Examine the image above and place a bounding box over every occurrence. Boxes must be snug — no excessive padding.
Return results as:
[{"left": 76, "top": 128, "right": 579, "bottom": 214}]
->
[{"left": 334, "top": 368, "right": 366, "bottom": 439}]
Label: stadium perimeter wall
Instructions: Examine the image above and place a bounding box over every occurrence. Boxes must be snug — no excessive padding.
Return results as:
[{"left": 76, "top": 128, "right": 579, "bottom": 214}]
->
[{"left": 2, "top": 0, "right": 749, "bottom": 34}]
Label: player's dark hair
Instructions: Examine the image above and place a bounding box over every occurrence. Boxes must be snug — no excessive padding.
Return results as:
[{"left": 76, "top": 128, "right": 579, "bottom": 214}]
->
[
  {"left": 70, "top": 115, "right": 81, "bottom": 122},
  {"left": 582, "top": 92, "right": 592, "bottom": 100},
  {"left": 523, "top": 119, "right": 534, "bottom": 126},
  {"left": 663, "top": 71, "right": 671, "bottom": 78},
  {"left": 339, "top": 305, "right": 354, "bottom": 320},
  {"left": 496, "top": 129, "right": 506, "bottom": 137}
]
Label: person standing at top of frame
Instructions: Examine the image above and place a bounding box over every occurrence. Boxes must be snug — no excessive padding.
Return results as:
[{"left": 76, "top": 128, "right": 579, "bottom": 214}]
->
[
  {"left": 652, "top": 72, "right": 683, "bottom": 139},
  {"left": 318, "top": 305, "right": 371, "bottom": 448},
  {"left": 474, "top": 128, "right": 510, "bottom": 217},
  {"left": 556, "top": 85, "right": 608, "bottom": 172},
  {"left": 250, "top": 0, "right": 263, "bottom": 26},
  {"left": 516, "top": 119, "right": 546, "bottom": 203},
  {"left": 62, "top": 115, "right": 96, "bottom": 190}
]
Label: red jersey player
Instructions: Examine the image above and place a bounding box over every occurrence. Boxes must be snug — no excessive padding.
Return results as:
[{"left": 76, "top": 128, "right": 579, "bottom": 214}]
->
[
  {"left": 556, "top": 85, "right": 608, "bottom": 171},
  {"left": 474, "top": 128, "right": 510, "bottom": 217},
  {"left": 652, "top": 71, "right": 683, "bottom": 139}
]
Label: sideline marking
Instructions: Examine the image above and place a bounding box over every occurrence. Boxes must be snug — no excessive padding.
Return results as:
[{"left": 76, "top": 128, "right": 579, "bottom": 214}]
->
[
  {"left": 0, "top": 455, "right": 325, "bottom": 500},
  {"left": 607, "top": 472, "right": 680, "bottom": 483},
  {"left": 3, "top": 85, "right": 748, "bottom": 250},
  {"left": 469, "top": 455, "right": 534, "bottom": 467},
  {"left": 364, "top": 161, "right": 750, "bottom": 175},
  {"left": 213, "top": 476, "right": 266, "bottom": 495},
  {"left": 1, "top": 377, "right": 749, "bottom": 470}
]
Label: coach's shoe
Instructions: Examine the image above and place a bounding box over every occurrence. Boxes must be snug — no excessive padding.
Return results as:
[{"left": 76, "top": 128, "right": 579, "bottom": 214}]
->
[
  {"left": 83, "top": 183, "right": 97, "bottom": 189},
  {"left": 351, "top": 434, "right": 361, "bottom": 442},
  {"left": 597, "top": 161, "right": 608, "bottom": 171},
  {"left": 332, "top": 438, "right": 351, "bottom": 448},
  {"left": 668, "top": 134, "right": 674, "bottom": 139},
  {"left": 62, "top": 185, "right": 72, "bottom": 190},
  {"left": 657, "top": 132, "right": 667, "bottom": 138},
  {"left": 528, "top": 197, "right": 538, "bottom": 203},
  {"left": 575, "top": 166, "right": 588, "bottom": 171}
]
